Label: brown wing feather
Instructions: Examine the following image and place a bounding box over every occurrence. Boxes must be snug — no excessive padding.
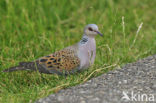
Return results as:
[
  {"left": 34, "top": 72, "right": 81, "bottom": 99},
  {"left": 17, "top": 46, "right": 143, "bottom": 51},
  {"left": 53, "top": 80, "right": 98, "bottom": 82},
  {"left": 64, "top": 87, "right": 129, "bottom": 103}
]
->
[{"left": 39, "top": 49, "right": 80, "bottom": 72}]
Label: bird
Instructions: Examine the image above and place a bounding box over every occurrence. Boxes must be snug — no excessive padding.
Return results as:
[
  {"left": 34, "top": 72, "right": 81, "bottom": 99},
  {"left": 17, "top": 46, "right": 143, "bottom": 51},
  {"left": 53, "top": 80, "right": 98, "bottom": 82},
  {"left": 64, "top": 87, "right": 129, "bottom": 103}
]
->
[{"left": 3, "top": 24, "right": 103, "bottom": 75}]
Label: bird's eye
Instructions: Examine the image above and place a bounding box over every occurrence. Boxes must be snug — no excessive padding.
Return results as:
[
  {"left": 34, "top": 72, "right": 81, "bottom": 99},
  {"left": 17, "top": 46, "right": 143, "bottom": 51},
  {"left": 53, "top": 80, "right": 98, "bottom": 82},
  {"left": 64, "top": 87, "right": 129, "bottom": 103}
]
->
[{"left": 88, "top": 27, "right": 93, "bottom": 31}]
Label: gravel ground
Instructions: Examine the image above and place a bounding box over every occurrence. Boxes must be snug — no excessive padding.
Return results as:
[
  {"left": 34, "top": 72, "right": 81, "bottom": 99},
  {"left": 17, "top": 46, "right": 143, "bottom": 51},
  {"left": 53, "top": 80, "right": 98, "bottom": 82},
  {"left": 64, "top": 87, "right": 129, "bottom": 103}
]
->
[{"left": 36, "top": 55, "right": 156, "bottom": 103}]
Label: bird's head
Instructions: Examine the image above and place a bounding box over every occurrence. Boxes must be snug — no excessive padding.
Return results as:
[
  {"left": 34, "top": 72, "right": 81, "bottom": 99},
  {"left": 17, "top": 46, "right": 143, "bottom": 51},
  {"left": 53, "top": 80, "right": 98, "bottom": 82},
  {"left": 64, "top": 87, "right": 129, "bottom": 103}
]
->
[{"left": 84, "top": 24, "right": 103, "bottom": 37}]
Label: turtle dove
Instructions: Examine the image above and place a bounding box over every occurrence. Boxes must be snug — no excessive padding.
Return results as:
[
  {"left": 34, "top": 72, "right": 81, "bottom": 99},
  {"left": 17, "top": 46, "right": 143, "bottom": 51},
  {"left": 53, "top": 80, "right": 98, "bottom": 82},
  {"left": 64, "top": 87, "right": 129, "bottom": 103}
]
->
[{"left": 3, "top": 24, "right": 103, "bottom": 75}]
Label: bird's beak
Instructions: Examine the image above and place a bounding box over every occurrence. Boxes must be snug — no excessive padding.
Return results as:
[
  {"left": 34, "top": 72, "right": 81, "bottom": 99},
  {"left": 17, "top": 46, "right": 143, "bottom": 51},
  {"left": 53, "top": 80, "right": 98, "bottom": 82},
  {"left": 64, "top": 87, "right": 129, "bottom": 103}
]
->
[{"left": 96, "top": 31, "right": 103, "bottom": 37}]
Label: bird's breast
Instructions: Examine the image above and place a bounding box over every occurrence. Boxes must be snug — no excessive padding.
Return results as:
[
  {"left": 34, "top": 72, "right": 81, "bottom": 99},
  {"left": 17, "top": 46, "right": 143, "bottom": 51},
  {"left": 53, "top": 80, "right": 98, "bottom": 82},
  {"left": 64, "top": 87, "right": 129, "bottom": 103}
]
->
[{"left": 78, "top": 38, "right": 96, "bottom": 70}]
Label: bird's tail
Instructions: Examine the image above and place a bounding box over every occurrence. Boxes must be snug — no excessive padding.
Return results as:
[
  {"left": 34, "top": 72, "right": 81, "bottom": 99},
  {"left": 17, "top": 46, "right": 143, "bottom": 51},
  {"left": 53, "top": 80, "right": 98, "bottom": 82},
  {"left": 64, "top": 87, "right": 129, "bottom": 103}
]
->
[
  {"left": 3, "top": 66, "right": 26, "bottom": 72},
  {"left": 3, "top": 62, "right": 38, "bottom": 72}
]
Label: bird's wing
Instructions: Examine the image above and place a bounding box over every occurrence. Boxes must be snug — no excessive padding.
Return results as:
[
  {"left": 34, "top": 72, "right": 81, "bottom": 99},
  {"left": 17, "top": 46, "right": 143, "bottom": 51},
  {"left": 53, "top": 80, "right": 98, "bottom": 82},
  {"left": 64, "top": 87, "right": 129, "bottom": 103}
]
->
[{"left": 38, "top": 48, "right": 80, "bottom": 74}]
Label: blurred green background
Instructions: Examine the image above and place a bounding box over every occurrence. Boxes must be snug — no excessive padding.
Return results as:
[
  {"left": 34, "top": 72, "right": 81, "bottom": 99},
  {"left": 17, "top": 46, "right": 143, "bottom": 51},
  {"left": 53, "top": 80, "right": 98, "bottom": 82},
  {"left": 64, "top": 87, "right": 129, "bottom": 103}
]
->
[{"left": 0, "top": 0, "right": 156, "bottom": 102}]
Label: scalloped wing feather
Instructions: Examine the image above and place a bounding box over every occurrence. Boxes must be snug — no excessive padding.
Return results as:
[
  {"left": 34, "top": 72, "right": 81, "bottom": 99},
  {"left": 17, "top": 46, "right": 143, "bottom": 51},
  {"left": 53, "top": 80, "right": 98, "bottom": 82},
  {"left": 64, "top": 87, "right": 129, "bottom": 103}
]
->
[{"left": 39, "top": 49, "right": 80, "bottom": 73}]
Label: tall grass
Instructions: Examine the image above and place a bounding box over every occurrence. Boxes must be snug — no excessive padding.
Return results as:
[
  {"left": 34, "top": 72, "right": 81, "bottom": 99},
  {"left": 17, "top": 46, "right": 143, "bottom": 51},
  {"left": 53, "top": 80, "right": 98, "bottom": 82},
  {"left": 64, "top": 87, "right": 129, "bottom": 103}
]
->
[{"left": 0, "top": 0, "right": 156, "bottom": 102}]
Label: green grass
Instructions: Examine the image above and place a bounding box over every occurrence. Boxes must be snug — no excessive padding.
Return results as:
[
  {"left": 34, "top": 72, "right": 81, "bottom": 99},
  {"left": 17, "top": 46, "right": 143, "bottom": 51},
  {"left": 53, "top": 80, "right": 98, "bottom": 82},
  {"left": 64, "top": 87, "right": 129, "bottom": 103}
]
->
[{"left": 0, "top": 0, "right": 156, "bottom": 102}]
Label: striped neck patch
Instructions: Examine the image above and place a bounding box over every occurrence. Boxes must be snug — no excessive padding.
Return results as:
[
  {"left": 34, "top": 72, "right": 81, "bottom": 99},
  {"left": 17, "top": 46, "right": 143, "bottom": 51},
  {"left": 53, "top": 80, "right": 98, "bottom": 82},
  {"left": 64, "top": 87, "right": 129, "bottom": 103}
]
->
[{"left": 80, "top": 37, "right": 88, "bottom": 44}]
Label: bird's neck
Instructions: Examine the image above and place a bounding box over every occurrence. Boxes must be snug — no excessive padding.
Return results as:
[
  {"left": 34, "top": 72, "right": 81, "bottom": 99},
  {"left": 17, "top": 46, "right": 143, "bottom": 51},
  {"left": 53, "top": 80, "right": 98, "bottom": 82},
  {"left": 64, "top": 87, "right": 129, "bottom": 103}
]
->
[
  {"left": 83, "top": 34, "right": 95, "bottom": 38},
  {"left": 79, "top": 34, "right": 95, "bottom": 45}
]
